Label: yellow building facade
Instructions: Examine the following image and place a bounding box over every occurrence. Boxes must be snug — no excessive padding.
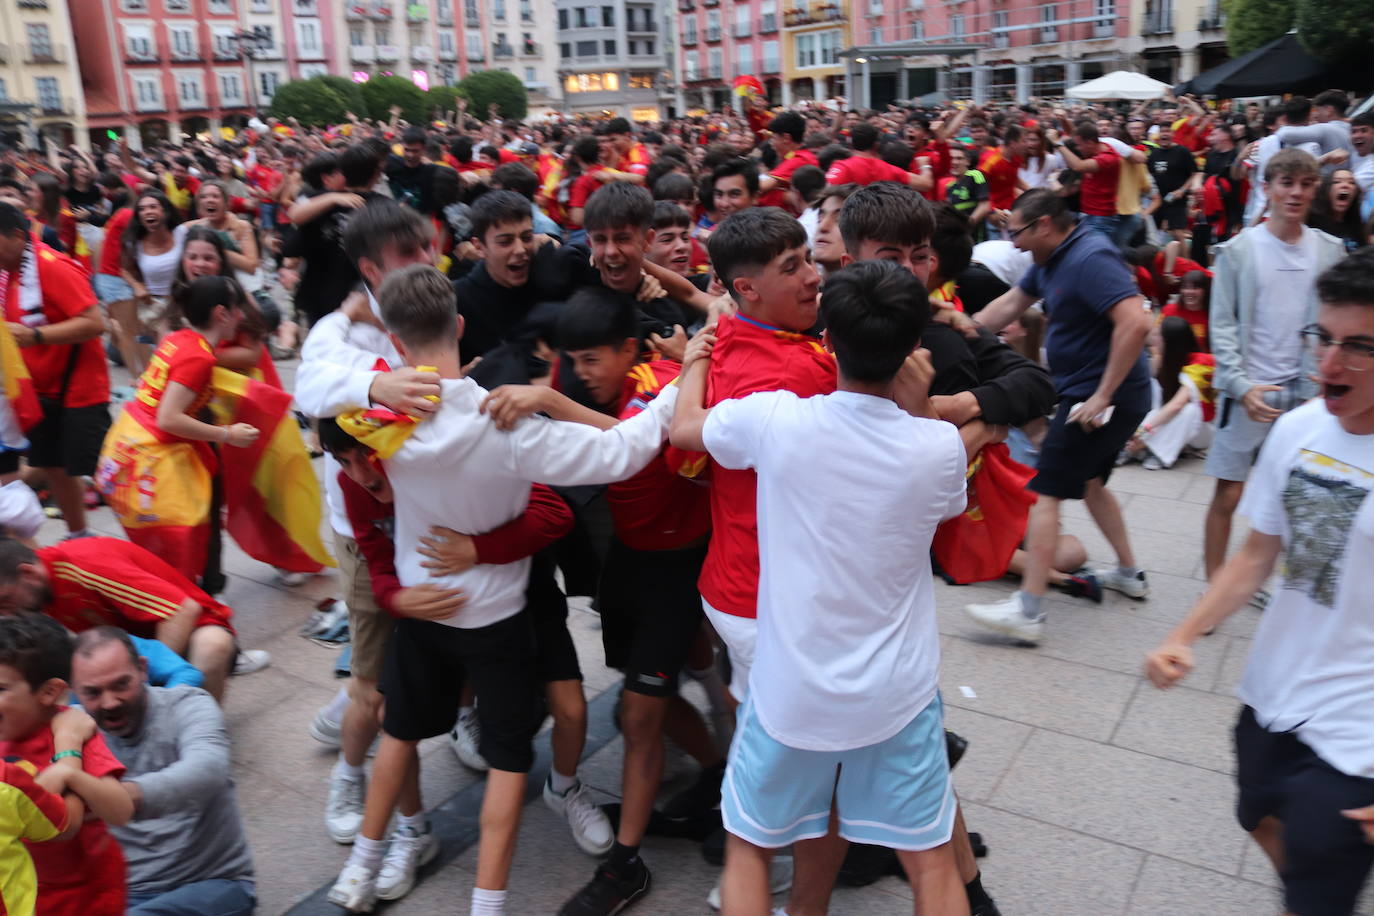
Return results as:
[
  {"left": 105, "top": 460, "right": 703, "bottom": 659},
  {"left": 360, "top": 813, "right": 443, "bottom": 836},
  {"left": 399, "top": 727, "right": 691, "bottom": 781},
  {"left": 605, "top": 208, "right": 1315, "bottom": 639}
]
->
[
  {"left": 780, "top": 0, "right": 847, "bottom": 104},
  {"left": 0, "top": 0, "right": 86, "bottom": 147}
]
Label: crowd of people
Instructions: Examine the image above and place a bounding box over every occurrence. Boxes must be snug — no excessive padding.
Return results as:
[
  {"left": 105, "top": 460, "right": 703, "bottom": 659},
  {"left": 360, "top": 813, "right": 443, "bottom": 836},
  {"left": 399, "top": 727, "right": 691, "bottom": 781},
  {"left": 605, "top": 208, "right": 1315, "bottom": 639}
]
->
[{"left": 0, "top": 84, "right": 1369, "bottom": 916}]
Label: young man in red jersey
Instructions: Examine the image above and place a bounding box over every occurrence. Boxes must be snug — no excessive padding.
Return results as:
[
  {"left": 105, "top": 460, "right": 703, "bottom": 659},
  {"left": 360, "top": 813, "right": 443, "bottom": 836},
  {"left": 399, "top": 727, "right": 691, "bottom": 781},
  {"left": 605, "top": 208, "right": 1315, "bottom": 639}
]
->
[{"left": 825, "top": 123, "right": 933, "bottom": 193}]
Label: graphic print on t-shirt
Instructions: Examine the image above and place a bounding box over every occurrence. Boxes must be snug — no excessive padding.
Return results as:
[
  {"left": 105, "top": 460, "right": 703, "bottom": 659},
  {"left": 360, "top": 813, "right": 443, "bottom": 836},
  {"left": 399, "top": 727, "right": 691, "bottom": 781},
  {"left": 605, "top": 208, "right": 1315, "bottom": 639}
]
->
[{"left": 1281, "top": 448, "right": 1374, "bottom": 607}]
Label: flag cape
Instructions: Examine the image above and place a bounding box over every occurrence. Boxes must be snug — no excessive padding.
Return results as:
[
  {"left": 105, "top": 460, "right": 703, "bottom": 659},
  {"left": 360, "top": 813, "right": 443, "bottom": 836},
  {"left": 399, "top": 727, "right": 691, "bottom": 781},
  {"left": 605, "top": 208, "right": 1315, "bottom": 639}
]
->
[
  {"left": 932, "top": 443, "right": 1038, "bottom": 585},
  {"left": 0, "top": 321, "right": 40, "bottom": 432},
  {"left": 208, "top": 367, "right": 334, "bottom": 573}
]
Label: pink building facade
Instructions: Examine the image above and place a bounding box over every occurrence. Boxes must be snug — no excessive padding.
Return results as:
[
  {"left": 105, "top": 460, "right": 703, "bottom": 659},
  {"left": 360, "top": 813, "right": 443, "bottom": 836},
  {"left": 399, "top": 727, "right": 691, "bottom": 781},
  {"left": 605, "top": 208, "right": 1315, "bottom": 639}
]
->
[{"left": 677, "top": 0, "right": 787, "bottom": 111}]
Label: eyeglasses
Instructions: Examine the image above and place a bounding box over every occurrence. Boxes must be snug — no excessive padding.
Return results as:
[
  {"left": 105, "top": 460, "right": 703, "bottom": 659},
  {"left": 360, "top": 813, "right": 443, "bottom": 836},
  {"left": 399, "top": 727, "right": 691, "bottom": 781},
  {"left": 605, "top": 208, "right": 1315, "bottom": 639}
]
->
[
  {"left": 1007, "top": 217, "right": 1040, "bottom": 240},
  {"left": 1301, "top": 324, "right": 1374, "bottom": 371}
]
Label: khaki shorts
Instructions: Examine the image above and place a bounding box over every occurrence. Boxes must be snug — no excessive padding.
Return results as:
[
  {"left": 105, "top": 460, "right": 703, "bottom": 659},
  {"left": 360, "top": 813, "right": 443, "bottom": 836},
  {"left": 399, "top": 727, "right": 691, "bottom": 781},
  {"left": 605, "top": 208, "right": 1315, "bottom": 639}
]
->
[{"left": 334, "top": 531, "right": 393, "bottom": 682}]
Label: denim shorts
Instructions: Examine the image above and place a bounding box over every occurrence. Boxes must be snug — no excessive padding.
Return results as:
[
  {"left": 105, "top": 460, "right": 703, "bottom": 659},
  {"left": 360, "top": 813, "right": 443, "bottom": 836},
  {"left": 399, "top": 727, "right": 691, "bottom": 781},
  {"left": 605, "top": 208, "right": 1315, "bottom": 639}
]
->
[{"left": 93, "top": 272, "right": 134, "bottom": 306}]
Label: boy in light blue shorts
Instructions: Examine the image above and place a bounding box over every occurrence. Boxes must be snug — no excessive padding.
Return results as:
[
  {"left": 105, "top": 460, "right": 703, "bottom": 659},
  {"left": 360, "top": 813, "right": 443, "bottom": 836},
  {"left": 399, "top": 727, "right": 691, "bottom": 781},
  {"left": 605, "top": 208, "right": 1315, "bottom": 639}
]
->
[{"left": 670, "top": 259, "right": 970, "bottom": 915}]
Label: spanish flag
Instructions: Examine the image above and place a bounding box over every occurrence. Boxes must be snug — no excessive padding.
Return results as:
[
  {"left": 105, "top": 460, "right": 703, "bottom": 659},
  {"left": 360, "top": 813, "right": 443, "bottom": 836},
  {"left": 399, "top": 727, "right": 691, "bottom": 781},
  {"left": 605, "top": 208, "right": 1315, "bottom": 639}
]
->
[
  {"left": 0, "top": 320, "right": 40, "bottom": 433},
  {"left": 209, "top": 367, "right": 334, "bottom": 574}
]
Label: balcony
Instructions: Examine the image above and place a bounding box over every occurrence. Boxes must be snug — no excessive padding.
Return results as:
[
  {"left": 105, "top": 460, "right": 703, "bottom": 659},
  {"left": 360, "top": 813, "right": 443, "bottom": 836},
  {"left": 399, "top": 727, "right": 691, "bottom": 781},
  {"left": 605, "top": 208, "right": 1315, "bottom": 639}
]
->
[
  {"left": 760, "top": 13, "right": 776, "bottom": 31},
  {"left": 706, "top": 26, "right": 719, "bottom": 40},
  {"left": 437, "top": 7, "right": 453, "bottom": 24},
  {"left": 292, "top": 0, "right": 317, "bottom": 13},
  {"left": 1037, "top": 25, "right": 1059, "bottom": 42},
  {"left": 493, "top": 42, "right": 514, "bottom": 58},
  {"left": 38, "top": 95, "right": 72, "bottom": 115},
  {"left": 25, "top": 43, "right": 64, "bottom": 63},
  {"left": 371, "top": 3, "right": 393, "bottom": 20},
  {"left": 682, "top": 32, "right": 697, "bottom": 45},
  {"left": 170, "top": 47, "right": 202, "bottom": 62},
  {"left": 465, "top": 13, "right": 479, "bottom": 26},
  {"left": 350, "top": 44, "right": 376, "bottom": 60},
  {"left": 1142, "top": 9, "right": 1172, "bottom": 34},
  {"left": 407, "top": 3, "right": 426, "bottom": 20},
  {"left": 178, "top": 94, "right": 208, "bottom": 111},
  {"left": 346, "top": 4, "right": 367, "bottom": 19},
  {"left": 734, "top": 23, "right": 749, "bottom": 37},
  {"left": 520, "top": 40, "right": 541, "bottom": 56},
  {"left": 677, "top": 0, "right": 694, "bottom": 10},
  {"left": 438, "top": 45, "right": 457, "bottom": 59},
  {"left": 17, "top": 0, "right": 48, "bottom": 8},
  {"left": 467, "top": 49, "right": 485, "bottom": 61},
  {"left": 376, "top": 44, "right": 400, "bottom": 59},
  {"left": 708, "top": 63, "right": 721, "bottom": 78},
  {"left": 762, "top": 56, "right": 779, "bottom": 73},
  {"left": 134, "top": 96, "right": 166, "bottom": 113},
  {"left": 1093, "top": 20, "right": 1114, "bottom": 37},
  {"left": 1198, "top": 9, "right": 1225, "bottom": 29},
  {"left": 411, "top": 44, "right": 433, "bottom": 59},
  {"left": 125, "top": 48, "right": 161, "bottom": 63},
  {"left": 783, "top": 5, "right": 845, "bottom": 27}
]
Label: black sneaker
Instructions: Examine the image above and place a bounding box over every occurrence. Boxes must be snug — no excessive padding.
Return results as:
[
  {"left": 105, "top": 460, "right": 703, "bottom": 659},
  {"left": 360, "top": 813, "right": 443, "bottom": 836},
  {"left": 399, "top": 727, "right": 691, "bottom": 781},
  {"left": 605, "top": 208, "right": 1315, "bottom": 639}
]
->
[
  {"left": 1060, "top": 570, "right": 1104, "bottom": 603},
  {"left": 660, "top": 764, "right": 724, "bottom": 822},
  {"left": 559, "top": 858, "right": 651, "bottom": 916},
  {"left": 972, "top": 899, "right": 1002, "bottom": 916}
]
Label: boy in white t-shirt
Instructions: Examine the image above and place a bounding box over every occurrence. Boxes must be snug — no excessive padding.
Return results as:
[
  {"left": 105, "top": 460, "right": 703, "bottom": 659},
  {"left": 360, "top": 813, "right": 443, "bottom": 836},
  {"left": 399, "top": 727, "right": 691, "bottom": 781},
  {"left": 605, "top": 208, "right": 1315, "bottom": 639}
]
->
[
  {"left": 671, "top": 260, "right": 970, "bottom": 916},
  {"left": 1148, "top": 248, "right": 1374, "bottom": 916}
]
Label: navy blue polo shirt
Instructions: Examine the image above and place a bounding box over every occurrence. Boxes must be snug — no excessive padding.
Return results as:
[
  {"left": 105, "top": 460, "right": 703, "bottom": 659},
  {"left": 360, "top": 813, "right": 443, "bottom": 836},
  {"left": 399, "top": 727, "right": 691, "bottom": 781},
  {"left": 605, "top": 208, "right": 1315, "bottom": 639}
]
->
[{"left": 1016, "top": 223, "right": 1151, "bottom": 413}]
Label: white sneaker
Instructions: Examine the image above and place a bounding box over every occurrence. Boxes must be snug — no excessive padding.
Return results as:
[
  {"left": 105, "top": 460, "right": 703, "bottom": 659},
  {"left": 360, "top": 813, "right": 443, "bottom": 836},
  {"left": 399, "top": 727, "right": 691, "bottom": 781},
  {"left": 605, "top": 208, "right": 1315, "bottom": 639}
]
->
[
  {"left": 966, "top": 595, "right": 1045, "bottom": 644},
  {"left": 310, "top": 708, "right": 342, "bottom": 748},
  {"left": 376, "top": 821, "right": 440, "bottom": 900},
  {"left": 707, "top": 855, "right": 793, "bottom": 910},
  {"left": 448, "top": 710, "right": 488, "bottom": 771},
  {"left": 543, "top": 777, "right": 614, "bottom": 856},
  {"left": 327, "top": 861, "right": 378, "bottom": 913},
  {"left": 1094, "top": 567, "right": 1150, "bottom": 599},
  {"left": 325, "top": 770, "right": 367, "bottom": 844},
  {"left": 231, "top": 649, "right": 271, "bottom": 676}
]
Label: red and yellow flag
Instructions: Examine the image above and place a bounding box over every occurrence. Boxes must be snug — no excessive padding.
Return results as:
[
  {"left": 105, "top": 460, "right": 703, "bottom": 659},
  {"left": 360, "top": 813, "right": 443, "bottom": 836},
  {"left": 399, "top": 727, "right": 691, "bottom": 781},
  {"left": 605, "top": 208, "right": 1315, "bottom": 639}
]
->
[{"left": 0, "top": 320, "right": 40, "bottom": 432}]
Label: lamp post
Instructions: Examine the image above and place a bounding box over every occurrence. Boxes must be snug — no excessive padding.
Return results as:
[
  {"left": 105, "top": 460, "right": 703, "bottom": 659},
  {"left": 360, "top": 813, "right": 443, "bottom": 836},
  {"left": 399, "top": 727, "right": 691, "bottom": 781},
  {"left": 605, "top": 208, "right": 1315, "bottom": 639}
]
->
[{"left": 232, "top": 29, "right": 268, "bottom": 118}]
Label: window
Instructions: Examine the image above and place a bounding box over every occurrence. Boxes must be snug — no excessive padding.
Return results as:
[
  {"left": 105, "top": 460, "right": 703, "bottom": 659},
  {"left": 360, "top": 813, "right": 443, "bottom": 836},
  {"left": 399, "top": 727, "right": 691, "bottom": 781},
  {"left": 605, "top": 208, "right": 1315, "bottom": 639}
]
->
[
  {"left": 644, "top": 39, "right": 654, "bottom": 54},
  {"left": 120, "top": 0, "right": 148, "bottom": 9},
  {"left": 523, "top": 65, "right": 534, "bottom": 80},
  {"left": 558, "top": 9, "right": 567, "bottom": 29},
  {"left": 952, "top": 13, "right": 965, "bottom": 37},
  {"left": 559, "top": 41, "right": 570, "bottom": 57},
  {"left": 35, "top": 76, "right": 60, "bottom": 111},
  {"left": 467, "top": 32, "right": 483, "bottom": 56},
  {"left": 439, "top": 32, "right": 455, "bottom": 53},
  {"left": 258, "top": 69, "right": 280, "bottom": 100},
  {"left": 165, "top": 0, "right": 189, "bottom": 10},
  {"left": 706, "top": 9, "right": 719, "bottom": 40},
  {"left": 300, "top": 63, "right": 327, "bottom": 78},
  {"left": 253, "top": 24, "right": 276, "bottom": 52},
  {"left": 492, "top": 0, "right": 505, "bottom": 19},
  {"left": 992, "top": 9, "right": 1008, "bottom": 46},
  {"left": 0, "top": 79, "right": 7, "bottom": 101},
  {"left": 464, "top": 0, "right": 478, "bottom": 23},
  {"left": 208, "top": 0, "right": 232, "bottom": 12},
  {"left": 250, "top": 0, "right": 269, "bottom": 10},
  {"left": 439, "top": 62, "right": 456, "bottom": 84},
  {"left": 707, "top": 46, "right": 721, "bottom": 78},
  {"left": 519, "top": 0, "right": 531, "bottom": 21},
  {"left": 736, "top": 43, "right": 752, "bottom": 75},
  {"left": 169, "top": 26, "right": 196, "bottom": 59},
  {"left": 868, "top": 0, "right": 881, "bottom": 13},
  {"left": 408, "top": 28, "right": 422, "bottom": 46},
  {"left": 602, "top": 5, "right": 613, "bottom": 25},
  {"left": 603, "top": 39, "right": 616, "bottom": 55},
  {"left": 684, "top": 55, "right": 697, "bottom": 80},
  {"left": 563, "top": 71, "right": 619, "bottom": 92},
  {"left": 26, "top": 23, "right": 52, "bottom": 60},
  {"left": 762, "top": 38, "right": 778, "bottom": 71},
  {"left": 295, "top": 19, "right": 322, "bottom": 56},
  {"left": 350, "top": 27, "right": 365, "bottom": 45},
  {"left": 575, "top": 39, "right": 596, "bottom": 56},
  {"left": 734, "top": 5, "right": 748, "bottom": 37},
  {"left": 628, "top": 39, "right": 637, "bottom": 54},
  {"left": 177, "top": 73, "right": 203, "bottom": 106},
  {"left": 133, "top": 74, "right": 162, "bottom": 109},
  {"left": 795, "top": 29, "right": 838, "bottom": 67},
  {"left": 1039, "top": 3, "right": 1057, "bottom": 40},
  {"left": 375, "top": 25, "right": 390, "bottom": 44},
  {"left": 760, "top": 0, "right": 776, "bottom": 31},
  {"left": 126, "top": 25, "right": 154, "bottom": 59},
  {"left": 219, "top": 71, "right": 244, "bottom": 103},
  {"left": 911, "top": 19, "right": 924, "bottom": 40},
  {"left": 869, "top": 26, "right": 880, "bottom": 43},
  {"left": 684, "top": 18, "right": 696, "bottom": 43}
]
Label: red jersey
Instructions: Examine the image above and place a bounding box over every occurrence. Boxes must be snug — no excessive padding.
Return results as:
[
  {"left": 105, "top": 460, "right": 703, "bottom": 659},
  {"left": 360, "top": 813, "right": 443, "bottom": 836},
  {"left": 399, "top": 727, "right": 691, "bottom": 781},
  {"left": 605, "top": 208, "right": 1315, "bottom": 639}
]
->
[
  {"left": 824, "top": 155, "right": 911, "bottom": 187},
  {"left": 1163, "top": 301, "right": 1210, "bottom": 352},
  {"left": 678, "top": 313, "right": 836, "bottom": 617},
  {"left": 2, "top": 242, "right": 107, "bottom": 408},
  {"left": 978, "top": 147, "right": 1022, "bottom": 210},
  {"left": 616, "top": 144, "right": 652, "bottom": 177},
  {"left": 246, "top": 164, "right": 281, "bottom": 196},
  {"left": 128, "top": 330, "right": 216, "bottom": 444},
  {"left": 96, "top": 208, "right": 133, "bottom": 278},
  {"left": 608, "top": 361, "right": 711, "bottom": 551},
  {"left": 37, "top": 537, "right": 234, "bottom": 636},
  {"left": 340, "top": 472, "right": 574, "bottom": 615},
  {"left": 759, "top": 149, "right": 820, "bottom": 210},
  {"left": 0, "top": 722, "right": 125, "bottom": 916},
  {"left": 1079, "top": 149, "right": 1121, "bottom": 216},
  {"left": 565, "top": 173, "right": 603, "bottom": 229}
]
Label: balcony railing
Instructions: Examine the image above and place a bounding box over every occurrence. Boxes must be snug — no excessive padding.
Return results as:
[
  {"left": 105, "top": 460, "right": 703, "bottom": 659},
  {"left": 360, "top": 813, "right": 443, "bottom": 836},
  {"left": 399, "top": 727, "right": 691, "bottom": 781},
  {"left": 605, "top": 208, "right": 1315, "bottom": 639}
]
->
[
  {"left": 437, "top": 7, "right": 453, "bottom": 23},
  {"left": 762, "top": 56, "right": 779, "bottom": 73},
  {"left": 376, "top": 44, "right": 400, "bottom": 59},
  {"left": 682, "top": 31, "right": 697, "bottom": 45},
  {"left": 1197, "top": 8, "right": 1225, "bottom": 29},
  {"left": 126, "top": 48, "right": 161, "bottom": 63},
  {"left": 493, "top": 42, "right": 514, "bottom": 58},
  {"left": 38, "top": 95, "right": 72, "bottom": 115},
  {"left": 734, "top": 22, "right": 749, "bottom": 37},
  {"left": 438, "top": 45, "right": 457, "bottom": 59},
  {"left": 170, "top": 47, "right": 201, "bottom": 61},
  {"left": 17, "top": 0, "right": 49, "bottom": 8},
  {"left": 371, "top": 3, "right": 393, "bottom": 19},
  {"left": 465, "top": 12, "right": 479, "bottom": 26},
  {"left": 783, "top": 5, "right": 845, "bottom": 27},
  {"left": 760, "top": 12, "right": 777, "bottom": 31},
  {"left": 346, "top": 3, "right": 367, "bottom": 18},
  {"left": 25, "top": 43, "right": 64, "bottom": 63},
  {"left": 706, "top": 26, "right": 720, "bottom": 40},
  {"left": 411, "top": 44, "right": 433, "bottom": 59},
  {"left": 134, "top": 95, "right": 166, "bottom": 112},
  {"left": 1142, "top": 9, "right": 1172, "bottom": 34},
  {"left": 467, "top": 48, "right": 485, "bottom": 61},
  {"left": 1093, "top": 20, "right": 1114, "bottom": 37},
  {"left": 407, "top": 3, "right": 426, "bottom": 20},
  {"left": 178, "top": 94, "right": 208, "bottom": 111},
  {"left": 350, "top": 44, "right": 376, "bottom": 60},
  {"left": 1037, "top": 25, "right": 1059, "bottom": 42},
  {"left": 520, "top": 40, "right": 541, "bottom": 56}
]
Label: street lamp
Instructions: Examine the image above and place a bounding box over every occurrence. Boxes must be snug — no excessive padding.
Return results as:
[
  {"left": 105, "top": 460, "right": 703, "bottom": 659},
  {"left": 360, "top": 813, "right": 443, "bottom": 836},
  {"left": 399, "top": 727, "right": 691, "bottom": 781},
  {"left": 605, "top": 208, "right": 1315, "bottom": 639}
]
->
[{"left": 231, "top": 29, "right": 269, "bottom": 117}]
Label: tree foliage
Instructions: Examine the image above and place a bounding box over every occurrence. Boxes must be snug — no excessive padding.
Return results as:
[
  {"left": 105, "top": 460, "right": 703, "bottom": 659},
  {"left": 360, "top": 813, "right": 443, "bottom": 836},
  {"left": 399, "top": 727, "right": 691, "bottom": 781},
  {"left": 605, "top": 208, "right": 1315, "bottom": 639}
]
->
[
  {"left": 425, "top": 85, "right": 465, "bottom": 121},
  {"left": 1295, "top": 0, "right": 1374, "bottom": 68},
  {"left": 1222, "top": 0, "right": 1295, "bottom": 56},
  {"left": 359, "top": 75, "right": 428, "bottom": 124},
  {"left": 268, "top": 79, "right": 347, "bottom": 127},
  {"left": 310, "top": 75, "right": 367, "bottom": 117},
  {"left": 457, "top": 70, "right": 529, "bottom": 121}
]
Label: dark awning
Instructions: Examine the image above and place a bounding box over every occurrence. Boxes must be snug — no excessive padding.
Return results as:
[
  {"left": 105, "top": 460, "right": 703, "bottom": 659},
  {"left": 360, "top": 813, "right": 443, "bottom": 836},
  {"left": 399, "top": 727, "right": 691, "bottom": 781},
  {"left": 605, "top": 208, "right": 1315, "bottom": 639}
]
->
[{"left": 1174, "top": 31, "right": 1339, "bottom": 97}]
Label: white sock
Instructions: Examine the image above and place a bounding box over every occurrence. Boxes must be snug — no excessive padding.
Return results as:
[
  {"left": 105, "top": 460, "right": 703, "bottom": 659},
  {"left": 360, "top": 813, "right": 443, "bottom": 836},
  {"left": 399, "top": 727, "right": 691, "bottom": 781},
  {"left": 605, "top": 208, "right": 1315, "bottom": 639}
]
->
[
  {"left": 688, "top": 663, "right": 731, "bottom": 715},
  {"left": 323, "top": 686, "right": 350, "bottom": 722},
  {"left": 548, "top": 769, "right": 577, "bottom": 794},
  {"left": 334, "top": 756, "right": 364, "bottom": 780},
  {"left": 470, "top": 887, "right": 506, "bottom": 915},
  {"left": 346, "top": 834, "right": 384, "bottom": 872},
  {"left": 398, "top": 810, "right": 427, "bottom": 832}
]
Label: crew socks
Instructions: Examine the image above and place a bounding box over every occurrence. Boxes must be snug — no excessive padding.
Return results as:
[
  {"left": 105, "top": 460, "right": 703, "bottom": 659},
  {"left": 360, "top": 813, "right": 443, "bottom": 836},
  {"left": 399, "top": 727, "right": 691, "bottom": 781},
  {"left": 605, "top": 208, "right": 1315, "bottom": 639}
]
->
[
  {"left": 333, "top": 756, "right": 364, "bottom": 781},
  {"left": 398, "top": 810, "right": 427, "bottom": 833},
  {"left": 608, "top": 841, "right": 641, "bottom": 871},
  {"left": 966, "top": 871, "right": 994, "bottom": 911},
  {"left": 1117, "top": 565, "right": 1142, "bottom": 579},
  {"left": 323, "top": 686, "right": 350, "bottom": 723},
  {"left": 549, "top": 769, "right": 578, "bottom": 794},
  {"left": 470, "top": 887, "right": 506, "bottom": 915},
  {"left": 346, "top": 834, "right": 384, "bottom": 871},
  {"left": 1018, "top": 590, "right": 1044, "bottom": 621}
]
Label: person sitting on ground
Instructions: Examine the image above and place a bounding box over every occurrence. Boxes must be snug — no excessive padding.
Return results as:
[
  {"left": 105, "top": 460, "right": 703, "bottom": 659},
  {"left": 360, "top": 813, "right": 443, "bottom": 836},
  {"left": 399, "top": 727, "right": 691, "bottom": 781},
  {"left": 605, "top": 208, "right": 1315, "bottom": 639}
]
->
[
  {"left": 68, "top": 626, "right": 256, "bottom": 916},
  {"left": 1120, "top": 316, "right": 1214, "bottom": 470}
]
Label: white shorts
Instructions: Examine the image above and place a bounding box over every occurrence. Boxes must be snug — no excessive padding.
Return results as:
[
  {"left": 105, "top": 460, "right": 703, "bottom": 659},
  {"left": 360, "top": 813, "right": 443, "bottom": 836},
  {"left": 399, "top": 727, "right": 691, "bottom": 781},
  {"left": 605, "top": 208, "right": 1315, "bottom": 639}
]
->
[{"left": 703, "top": 599, "right": 756, "bottom": 703}]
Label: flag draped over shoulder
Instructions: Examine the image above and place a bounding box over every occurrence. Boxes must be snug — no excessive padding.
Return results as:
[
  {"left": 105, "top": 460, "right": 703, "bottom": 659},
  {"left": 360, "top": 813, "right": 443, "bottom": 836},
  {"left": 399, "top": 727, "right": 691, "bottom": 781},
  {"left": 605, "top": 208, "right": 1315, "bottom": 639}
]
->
[
  {"left": 208, "top": 367, "right": 334, "bottom": 573},
  {"left": 0, "top": 320, "right": 40, "bottom": 432}
]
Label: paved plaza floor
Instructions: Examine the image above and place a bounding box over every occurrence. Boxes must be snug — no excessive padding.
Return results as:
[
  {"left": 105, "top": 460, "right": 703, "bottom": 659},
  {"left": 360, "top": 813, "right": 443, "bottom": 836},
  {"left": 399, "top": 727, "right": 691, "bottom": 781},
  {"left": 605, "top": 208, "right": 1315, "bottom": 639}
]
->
[{"left": 68, "top": 358, "right": 1373, "bottom": 915}]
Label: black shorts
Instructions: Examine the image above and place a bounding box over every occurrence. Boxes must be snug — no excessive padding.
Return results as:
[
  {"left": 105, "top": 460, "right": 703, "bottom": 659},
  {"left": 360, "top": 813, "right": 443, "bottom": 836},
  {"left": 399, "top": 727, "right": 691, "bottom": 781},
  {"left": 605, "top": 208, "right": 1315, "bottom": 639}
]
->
[
  {"left": 598, "top": 537, "right": 707, "bottom": 698},
  {"left": 1234, "top": 706, "right": 1374, "bottom": 916},
  {"left": 379, "top": 614, "right": 544, "bottom": 773},
  {"left": 28, "top": 401, "right": 110, "bottom": 477},
  {"left": 1155, "top": 200, "right": 1189, "bottom": 231},
  {"left": 1030, "top": 400, "right": 1145, "bottom": 501},
  {"left": 528, "top": 551, "right": 582, "bottom": 684},
  {"left": 0, "top": 451, "right": 21, "bottom": 475}
]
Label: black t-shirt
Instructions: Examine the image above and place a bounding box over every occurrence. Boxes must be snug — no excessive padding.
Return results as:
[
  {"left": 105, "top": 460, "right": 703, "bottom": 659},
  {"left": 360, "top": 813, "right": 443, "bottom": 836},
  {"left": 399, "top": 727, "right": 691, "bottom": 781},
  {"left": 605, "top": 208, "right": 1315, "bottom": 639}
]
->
[
  {"left": 65, "top": 185, "right": 105, "bottom": 217},
  {"left": 1203, "top": 148, "right": 1243, "bottom": 224},
  {"left": 1148, "top": 144, "right": 1196, "bottom": 197},
  {"left": 295, "top": 188, "right": 378, "bottom": 324},
  {"left": 385, "top": 156, "right": 438, "bottom": 214}
]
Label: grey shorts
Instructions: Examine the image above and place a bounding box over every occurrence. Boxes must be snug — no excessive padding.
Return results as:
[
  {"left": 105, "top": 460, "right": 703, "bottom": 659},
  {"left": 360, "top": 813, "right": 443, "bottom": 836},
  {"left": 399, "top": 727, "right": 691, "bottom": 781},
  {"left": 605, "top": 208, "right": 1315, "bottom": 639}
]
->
[{"left": 1204, "top": 380, "right": 1309, "bottom": 482}]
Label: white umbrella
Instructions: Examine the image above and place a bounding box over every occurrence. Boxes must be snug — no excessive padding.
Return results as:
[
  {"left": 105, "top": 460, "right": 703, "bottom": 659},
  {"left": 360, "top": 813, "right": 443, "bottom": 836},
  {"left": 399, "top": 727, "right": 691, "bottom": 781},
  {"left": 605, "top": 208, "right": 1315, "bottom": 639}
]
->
[{"left": 1065, "top": 70, "right": 1171, "bottom": 101}]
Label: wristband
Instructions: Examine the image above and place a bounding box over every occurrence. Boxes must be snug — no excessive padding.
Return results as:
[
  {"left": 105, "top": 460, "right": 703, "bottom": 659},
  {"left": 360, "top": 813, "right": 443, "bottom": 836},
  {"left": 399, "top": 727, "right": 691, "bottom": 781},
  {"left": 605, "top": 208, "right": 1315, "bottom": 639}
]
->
[
  {"left": 51, "top": 749, "right": 82, "bottom": 763},
  {"left": 32, "top": 327, "right": 43, "bottom": 345}
]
